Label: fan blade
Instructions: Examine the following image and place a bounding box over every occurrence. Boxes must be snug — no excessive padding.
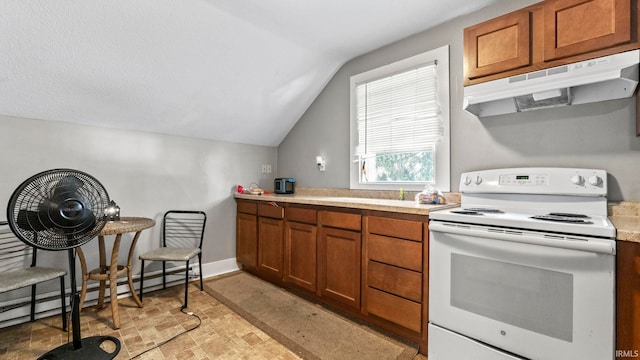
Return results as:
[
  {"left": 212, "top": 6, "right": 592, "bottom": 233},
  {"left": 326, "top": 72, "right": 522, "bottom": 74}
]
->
[
  {"left": 39, "top": 175, "right": 96, "bottom": 231},
  {"left": 16, "top": 209, "right": 54, "bottom": 231},
  {"left": 50, "top": 175, "right": 85, "bottom": 203},
  {"left": 39, "top": 196, "right": 96, "bottom": 231}
]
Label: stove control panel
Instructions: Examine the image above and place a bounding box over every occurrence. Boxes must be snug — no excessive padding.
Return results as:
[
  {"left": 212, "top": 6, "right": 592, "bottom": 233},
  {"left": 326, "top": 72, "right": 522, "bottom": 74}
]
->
[
  {"left": 460, "top": 167, "right": 607, "bottom": 196},
  {"left": 499, "top": 174, "right": 548, "bottom": 186}
]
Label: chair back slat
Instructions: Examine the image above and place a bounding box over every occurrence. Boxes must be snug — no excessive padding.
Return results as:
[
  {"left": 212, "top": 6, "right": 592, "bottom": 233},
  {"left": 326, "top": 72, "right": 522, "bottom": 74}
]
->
[
  {"left": 162, "top": 211, "right": 206, "bottom": 249},
  {"left": 0, "top": 221, "right": 33, "bottom": 273}
]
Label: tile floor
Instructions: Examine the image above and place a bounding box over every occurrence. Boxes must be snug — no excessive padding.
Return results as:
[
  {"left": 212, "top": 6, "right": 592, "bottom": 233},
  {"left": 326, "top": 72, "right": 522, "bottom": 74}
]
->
[{"left": 0, "top": 283, "right": 428, "bottom": 359}]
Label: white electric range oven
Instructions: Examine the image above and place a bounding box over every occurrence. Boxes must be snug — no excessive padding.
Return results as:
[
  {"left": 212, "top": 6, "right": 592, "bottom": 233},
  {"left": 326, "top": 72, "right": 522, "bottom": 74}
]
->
[{"left": 428, "top": 167, "right": 616, "bottom": 360}]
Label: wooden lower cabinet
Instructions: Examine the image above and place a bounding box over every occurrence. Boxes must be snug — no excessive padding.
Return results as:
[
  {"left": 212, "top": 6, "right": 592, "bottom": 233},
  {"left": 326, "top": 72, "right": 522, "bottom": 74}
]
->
[
  {"left": 257, "top": 203, "right": 285, "bottom": 281},
  {"left": 236, "top": 212, "right": 258, "bottom": 268},
  {"left": 258, "top": 216, "right": 284, "bottom": 279},
  {"left": 235, "top": 200, "right": 429, "bottom": 355},
  {"left": 363, "top": 214, "right": 428, "bottom": 351},
  {"left": 236, "top": 200, "right": 258, "bottom": 269},
  {"left": 617, "top": 240, "right": 640, "bottom": 359},
  {"left": 284, "top": 221, "right": 317, "bottom": 292},
  {"left": 318, "top": 210, "right": 362, "bottom": 309},
  {"left": 318, "top": 225, "right": 361, "bottom": 309}
]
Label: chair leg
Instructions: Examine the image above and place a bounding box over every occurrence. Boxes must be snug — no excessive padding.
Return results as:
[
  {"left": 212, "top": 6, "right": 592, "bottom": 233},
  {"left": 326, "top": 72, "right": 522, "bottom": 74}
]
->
[
  {"left": 140, "top": 259, "right": 145, "bottom": 302},
  {"left": 182, "top": 260, "right": 189, "bottom": 310},
  {"left": 162, "top": 261, "right": 166, "bottom": 289},
  {"left": 198, "top": 253, "right": 203, "bottom": 291},
  {"left": 30, "top": 284, "right": 36, "bottom": 322},
  {"left": 60, "top": 276, "right": 67, "bottom": 331}
]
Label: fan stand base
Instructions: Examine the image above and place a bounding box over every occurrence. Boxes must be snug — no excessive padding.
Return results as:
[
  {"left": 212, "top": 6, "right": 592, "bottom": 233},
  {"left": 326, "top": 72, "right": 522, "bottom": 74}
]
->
[{"left": 37, "top": 336, "right": 121, "bottom": 360}]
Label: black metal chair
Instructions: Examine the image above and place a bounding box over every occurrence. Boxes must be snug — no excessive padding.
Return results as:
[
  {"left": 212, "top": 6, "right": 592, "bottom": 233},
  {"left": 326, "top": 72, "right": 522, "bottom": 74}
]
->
[
  {"left": 138, "top": 211, "right": 206, "bottom": 309},
  {"left": 0, "top": 221, "right": 67, "bottom": 330}
]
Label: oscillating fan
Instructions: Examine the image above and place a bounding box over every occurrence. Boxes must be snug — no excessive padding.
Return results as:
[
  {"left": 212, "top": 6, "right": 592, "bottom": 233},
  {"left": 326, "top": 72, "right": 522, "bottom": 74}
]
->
[{"left": 6, "top": 169, "right": 121, "bottom": 360}]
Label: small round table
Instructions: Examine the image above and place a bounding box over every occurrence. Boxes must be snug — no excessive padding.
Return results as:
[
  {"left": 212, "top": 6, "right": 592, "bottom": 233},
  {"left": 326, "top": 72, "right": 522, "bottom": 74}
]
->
[{"left": 77, "top": 217, "right": 155, "bottom": 329}]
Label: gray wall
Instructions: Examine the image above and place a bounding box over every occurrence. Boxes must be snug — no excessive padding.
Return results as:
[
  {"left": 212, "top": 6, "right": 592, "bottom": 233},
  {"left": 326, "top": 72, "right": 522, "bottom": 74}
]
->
[
  {"left": 0, "top": 115, "right": 277, "bottom": 277},
  {"left": 277, "top": 0, "right": 640, "bottom": 202}
]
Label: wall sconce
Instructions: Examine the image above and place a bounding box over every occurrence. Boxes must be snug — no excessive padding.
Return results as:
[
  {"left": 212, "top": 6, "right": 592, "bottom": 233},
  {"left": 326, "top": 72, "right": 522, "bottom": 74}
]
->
[
  {"left": 105, "top": 200, "right": 120, "bottom": 221},
  {"left": 316, "top": 156, "right": 326, "bottom": 172}
]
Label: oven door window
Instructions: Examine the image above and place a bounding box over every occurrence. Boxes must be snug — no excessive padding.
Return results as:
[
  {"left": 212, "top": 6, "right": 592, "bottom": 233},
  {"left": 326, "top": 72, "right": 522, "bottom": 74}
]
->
[{"left": 451, "top": 253, "right": 573, "bottom": 342}]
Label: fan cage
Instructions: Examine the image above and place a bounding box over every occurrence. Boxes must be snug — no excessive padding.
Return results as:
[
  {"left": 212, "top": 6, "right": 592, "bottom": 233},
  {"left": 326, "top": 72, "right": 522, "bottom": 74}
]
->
[{"left": 7, "top": 169, "right": 110, "bottom": 250}]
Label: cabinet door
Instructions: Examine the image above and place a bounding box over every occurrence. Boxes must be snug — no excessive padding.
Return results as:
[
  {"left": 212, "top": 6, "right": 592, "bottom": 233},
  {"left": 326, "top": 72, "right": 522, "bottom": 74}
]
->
[
  {"left": 258, "top": 217, "right": 284, "bottom": 280},
  {"left": 318, "top": 227, "right": 361, "bottom": 309},
  {"left": 236, "top": 212, "right": 257, "bottom": 268},
  {"left": 617, "top": 241, "right": 640, "bottom": 360},
  {"left": 544, "top": 0, "right": 631, "bottom": 60},
  {"left": 464, "top": 10, "right": 531, "bottom": 79},
  {"left": 284, "top": 221, "right": 317, "bottom": 292}
]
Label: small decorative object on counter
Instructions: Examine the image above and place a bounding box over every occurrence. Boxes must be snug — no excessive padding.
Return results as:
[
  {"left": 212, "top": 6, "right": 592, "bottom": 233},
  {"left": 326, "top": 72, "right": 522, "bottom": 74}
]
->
[
  {"left": 247, "top": 183, "right": 264, "bottom": 195},
  {"left": 237, "top": 183, "right": 264, "bottom": 195},
  {"left": 399, "top": 188, "right": 405, "bottom": 200},
  {"left": 415, "top": 185, "right": 445, "bottom": 205}
]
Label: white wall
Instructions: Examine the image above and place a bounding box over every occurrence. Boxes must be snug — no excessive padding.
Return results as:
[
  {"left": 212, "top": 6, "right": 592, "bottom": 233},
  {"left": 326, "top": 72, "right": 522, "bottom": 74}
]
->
[
  {"left": 0, "top": 115, "right": 276, "bottom": 299},
  {"left": 277, "top": 0, "right": 640, "bottom": 201}
]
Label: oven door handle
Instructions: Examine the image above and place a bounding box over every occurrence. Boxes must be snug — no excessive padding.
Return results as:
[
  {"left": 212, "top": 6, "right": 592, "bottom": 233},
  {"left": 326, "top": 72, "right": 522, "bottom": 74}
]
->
[{"left": 429, "top": 221, "right": 616, "bottom": 255}]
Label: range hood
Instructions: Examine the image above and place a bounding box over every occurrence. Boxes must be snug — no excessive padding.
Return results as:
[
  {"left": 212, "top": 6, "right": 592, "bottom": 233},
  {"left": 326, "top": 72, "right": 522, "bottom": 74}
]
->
[{"left": 464, "top": 49, "right": 640, "bottom": 117}]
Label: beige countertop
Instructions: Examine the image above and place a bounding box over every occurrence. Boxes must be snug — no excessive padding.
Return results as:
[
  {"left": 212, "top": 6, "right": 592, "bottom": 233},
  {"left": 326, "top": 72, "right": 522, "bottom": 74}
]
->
[
  {"left": 234, "top": 192, "right": 458, "bottom": 215},
  {"left": 609, "top": 202, "right": 640, "bottom": 243},
  {"left": 610, "top": 216, "right": 640, "bottom": 242},
  {"left": 235, "top": 193, "right": 640, "bottom": 241}
]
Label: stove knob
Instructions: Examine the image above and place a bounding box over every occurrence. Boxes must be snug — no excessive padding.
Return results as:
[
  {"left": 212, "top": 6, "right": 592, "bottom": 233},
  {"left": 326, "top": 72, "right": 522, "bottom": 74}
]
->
[
  {"left": 570, "top": 175, "right": 584, "bottom": 185},
  {"left": 474, "top": 175, "right": 483, "bottom": 185},
  {"left": 588, "top": 175, "right": 603, "bottom": 186},
  {"left": 463, "top": 176, "right": 472, "bottom": 185}
]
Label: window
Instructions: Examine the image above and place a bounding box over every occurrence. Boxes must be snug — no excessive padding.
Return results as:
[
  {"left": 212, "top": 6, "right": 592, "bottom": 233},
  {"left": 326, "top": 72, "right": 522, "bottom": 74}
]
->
[{"left": 349, "top": 45, "right": 450, "bottom": 191}]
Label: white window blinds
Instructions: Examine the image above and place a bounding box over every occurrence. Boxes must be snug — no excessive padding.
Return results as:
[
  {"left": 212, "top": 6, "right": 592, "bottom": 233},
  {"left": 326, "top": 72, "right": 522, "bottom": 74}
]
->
[{"left": 355, "top": 62, "right": 443, "bottom": 156}]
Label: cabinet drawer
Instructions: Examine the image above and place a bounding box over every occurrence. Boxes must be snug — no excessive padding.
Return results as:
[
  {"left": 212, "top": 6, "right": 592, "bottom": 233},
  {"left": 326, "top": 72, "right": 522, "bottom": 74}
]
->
[
  {"left": 367, "top": 216, "right": 422, "bottom": 241},
  {"left": 237, "top": 201, "right": 257, "bottom": 214},
  {"left": 366, "top": 287, "right": 421, "bottom": 333},
  {"left": 258, "top": 203, "right": 284, "bottom": 219},
  {"left": 320, "top": 211, "right": 361, "bottom": 231},
  {"left": 368, "top": 261, "right": 421, "bottom": 302},
  {"left": 368, "top": 234, "right": 422, "bottom": 271},
  {"left": 286, "top": 207, "right": 317, "bottom": 224}
]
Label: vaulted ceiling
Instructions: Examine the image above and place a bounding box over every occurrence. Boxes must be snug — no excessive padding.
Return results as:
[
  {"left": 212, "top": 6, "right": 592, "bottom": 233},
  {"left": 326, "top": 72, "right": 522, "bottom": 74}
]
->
[{"left": 0, "top": 0, "right": 496, "bottom": 146}]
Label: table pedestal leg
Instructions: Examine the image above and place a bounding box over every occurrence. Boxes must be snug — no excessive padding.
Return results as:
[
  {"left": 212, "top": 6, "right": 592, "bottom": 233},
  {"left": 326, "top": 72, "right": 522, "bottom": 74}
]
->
[
  {"left": 96, "top": 236, "right": 107, "bottom": 310},
  {"left": 127, "top": 231, "right": 144, "bottom": 307},
  {"left": 109, "top": 234, "right": 122, "bottom": 329}
]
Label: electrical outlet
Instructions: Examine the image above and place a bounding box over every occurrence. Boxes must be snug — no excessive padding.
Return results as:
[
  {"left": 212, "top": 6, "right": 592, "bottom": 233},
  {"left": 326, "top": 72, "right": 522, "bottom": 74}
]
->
[
  {"left": 262, "top": 164, "right": 272, "bottom": 174},
  {"left": 266, "top": 164, "right": 272, "bottom": 173}
]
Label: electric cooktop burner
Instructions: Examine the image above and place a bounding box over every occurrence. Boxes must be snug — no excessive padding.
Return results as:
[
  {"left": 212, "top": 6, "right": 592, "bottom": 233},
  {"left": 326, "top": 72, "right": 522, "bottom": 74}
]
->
[
  {"left": 530, "top": 213, "right": 593, "bottom": 224},
  {"left": 451, "top": 208, "right": 505, "bottom": 215}
]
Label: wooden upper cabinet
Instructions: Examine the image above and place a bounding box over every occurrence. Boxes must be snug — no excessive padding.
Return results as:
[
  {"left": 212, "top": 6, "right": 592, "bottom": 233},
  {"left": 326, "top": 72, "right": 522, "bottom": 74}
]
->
[
  {"left": 464, "top": 10, "right": 532, "bottom": 80},
  {"left": 463, "top": 0, "right": 639, "bottom": 86},
  {"left": 545, "top": 0, "right": 632, "bottom": 61}
]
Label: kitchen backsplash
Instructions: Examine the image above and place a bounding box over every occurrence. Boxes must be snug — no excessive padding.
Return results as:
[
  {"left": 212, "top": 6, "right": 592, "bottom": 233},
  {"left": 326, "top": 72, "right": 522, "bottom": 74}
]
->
[{"left": 294, "top": 187, "right": 461, "bottom": 204}]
